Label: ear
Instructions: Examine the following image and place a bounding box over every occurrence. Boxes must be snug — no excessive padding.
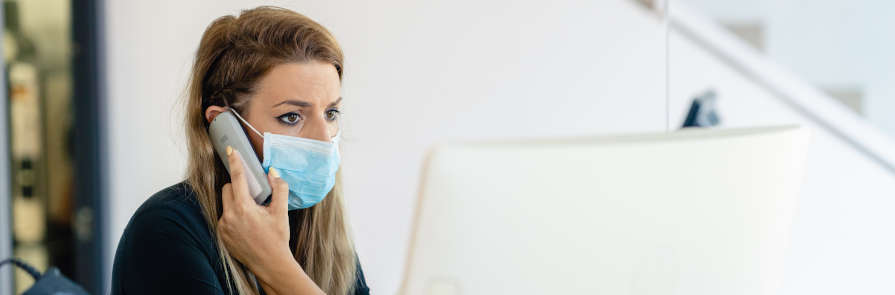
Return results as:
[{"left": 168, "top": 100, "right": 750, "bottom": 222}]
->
[{"left": 205, "top": 105, "right": 228, "bottom": 123}]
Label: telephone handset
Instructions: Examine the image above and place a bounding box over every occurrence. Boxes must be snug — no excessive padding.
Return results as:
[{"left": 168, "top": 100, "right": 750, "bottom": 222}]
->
[{"left": 208, "top": 110, "right": 272, "bottom": 204}]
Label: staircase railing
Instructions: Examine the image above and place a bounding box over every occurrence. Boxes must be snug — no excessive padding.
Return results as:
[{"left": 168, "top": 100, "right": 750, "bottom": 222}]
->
[{"left": 657, "top": 0, "right": 895, "bottom": 174}]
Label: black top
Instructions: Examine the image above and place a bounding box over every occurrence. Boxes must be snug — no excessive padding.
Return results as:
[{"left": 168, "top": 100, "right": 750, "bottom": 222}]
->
[{"left": 110, "top": 182, "right": 370, "bottom": 295}]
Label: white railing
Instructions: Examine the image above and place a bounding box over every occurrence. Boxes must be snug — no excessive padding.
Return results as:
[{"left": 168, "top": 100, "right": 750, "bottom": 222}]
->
[{"left": 664, "top": 1, "right": 895, "bottom": 174}]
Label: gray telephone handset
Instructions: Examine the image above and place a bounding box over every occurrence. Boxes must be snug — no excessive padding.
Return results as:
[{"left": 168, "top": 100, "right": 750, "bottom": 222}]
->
[{"left": 209, "top": 110, "right": 272, "bottom": 204}]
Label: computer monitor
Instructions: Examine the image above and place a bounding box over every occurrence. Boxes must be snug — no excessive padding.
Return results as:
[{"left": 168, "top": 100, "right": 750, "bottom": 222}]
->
[{"left": 401, "top": 126, "right": 808, "bottom": 295}]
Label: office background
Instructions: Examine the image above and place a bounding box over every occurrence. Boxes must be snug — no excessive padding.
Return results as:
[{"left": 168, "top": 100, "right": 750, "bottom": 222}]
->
[{"left": 2, "top": 0, "right": 894, "bottom": 294}]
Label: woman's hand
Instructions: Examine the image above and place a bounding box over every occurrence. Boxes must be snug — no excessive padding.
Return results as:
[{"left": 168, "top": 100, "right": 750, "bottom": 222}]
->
[{"left": 217, "top": 146, "right": 324, "bottom": 294}]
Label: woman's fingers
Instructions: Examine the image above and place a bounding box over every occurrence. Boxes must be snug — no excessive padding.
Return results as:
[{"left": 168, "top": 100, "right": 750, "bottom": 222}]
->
[
  {"left": 221, "top": 183, "right": 235, "bottom": 213},
  {"left": 226, "top": 146, "right": 254, "bottom": 209},
  {"left": 217, "top": 155, "right": 294, "bottom": 283},
  {"left": 267, "top": 168, "right": 289, "bottom": 215},
  {"left": 218, "top": 183, "right": 237, "bottom": 236}
]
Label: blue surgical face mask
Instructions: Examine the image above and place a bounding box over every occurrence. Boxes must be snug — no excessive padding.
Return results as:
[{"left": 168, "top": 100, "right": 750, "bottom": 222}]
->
[{"left": 231, "top": 110, "right": 341, "bottom": 210}]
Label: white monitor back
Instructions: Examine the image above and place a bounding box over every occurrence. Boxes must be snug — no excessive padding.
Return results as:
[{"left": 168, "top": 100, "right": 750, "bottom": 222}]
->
[{"left": 401, "top": 126, "right": 808, "bottom": 295}]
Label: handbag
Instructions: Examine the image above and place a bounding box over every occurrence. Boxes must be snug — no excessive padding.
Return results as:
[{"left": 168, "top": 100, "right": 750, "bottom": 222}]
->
[{"left": 0, "top": 258, "right": 89, "bottom": 295}]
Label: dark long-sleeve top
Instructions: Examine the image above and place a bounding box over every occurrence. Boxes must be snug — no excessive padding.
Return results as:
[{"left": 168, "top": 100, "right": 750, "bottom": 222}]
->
[{"left": 110, "top": 182, "right": 369, "bottom": 295}]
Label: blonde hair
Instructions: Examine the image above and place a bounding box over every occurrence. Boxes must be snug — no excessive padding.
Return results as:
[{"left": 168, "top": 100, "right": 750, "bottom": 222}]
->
[{"left": 183, "top": 6, "right": 355, "bottom": 294}]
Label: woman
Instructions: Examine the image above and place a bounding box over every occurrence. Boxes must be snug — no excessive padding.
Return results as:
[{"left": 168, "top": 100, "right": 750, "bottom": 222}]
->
[{"left": 110, "top": 6, "right": 368, "bottom": 295}]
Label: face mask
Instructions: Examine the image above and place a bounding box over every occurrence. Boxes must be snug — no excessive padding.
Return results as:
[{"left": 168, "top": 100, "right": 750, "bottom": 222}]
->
[{"left": 231, "top": 110, "right": 341, "bottom": 210}]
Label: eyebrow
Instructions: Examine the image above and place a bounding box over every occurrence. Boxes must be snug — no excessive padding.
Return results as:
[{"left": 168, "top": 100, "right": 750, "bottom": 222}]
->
[
  {"left": 329, "top": 97, "right": 343, "bottom": 108},
  {"left": 273, "top": 97, "right": 343, "bottom": 108}
]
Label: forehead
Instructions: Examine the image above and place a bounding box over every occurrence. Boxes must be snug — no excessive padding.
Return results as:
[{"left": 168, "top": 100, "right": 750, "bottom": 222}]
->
[{"left": 252, "top": 61, "right": 341, "bottom": 105}]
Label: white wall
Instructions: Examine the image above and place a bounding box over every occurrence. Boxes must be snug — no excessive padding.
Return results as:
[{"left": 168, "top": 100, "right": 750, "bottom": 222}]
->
[
  {"left": 765, "top": 0, "right": 895, "bottom": 136},
  {"left": 103, "top": 0, "right": 668, "bottom": 293}
]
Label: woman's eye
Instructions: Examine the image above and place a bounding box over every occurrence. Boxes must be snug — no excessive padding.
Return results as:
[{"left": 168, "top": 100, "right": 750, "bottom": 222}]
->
[
  {"left": 278, "top": 112, "right": 302, "bottom": 125},
  {"left": 326, "top": 109, "right": 341, "bottom": 121}
]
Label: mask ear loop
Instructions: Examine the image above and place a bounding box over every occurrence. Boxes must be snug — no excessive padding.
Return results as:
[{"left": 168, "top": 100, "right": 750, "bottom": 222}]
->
[
  {"left": 228, "top": 107, "right": 264, "bottom": 138},
  {"left": 332, "top": 119, "right": 343, "bottom": 144}
]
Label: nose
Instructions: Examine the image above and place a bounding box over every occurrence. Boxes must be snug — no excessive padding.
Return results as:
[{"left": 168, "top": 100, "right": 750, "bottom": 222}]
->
[{"left": 301, "top": 114, "right": 331, "bottom": 142}]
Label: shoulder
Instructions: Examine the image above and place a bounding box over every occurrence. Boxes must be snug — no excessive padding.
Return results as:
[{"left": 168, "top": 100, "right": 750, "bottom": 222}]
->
[
  {"left": 353, "top": 256, "right": 371, "bottom": 295},
  {"left": 114, "top": 182, "right": 219, "bottom": 261},
  {"left": 125, "top": 182, "right": 208, "bottom": 239},
  {"left": 134, "top": 182, "right": 204, "bottom": 221},
  {"left": 111, "top": 182, "right": 227, "bottom": 294}
]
